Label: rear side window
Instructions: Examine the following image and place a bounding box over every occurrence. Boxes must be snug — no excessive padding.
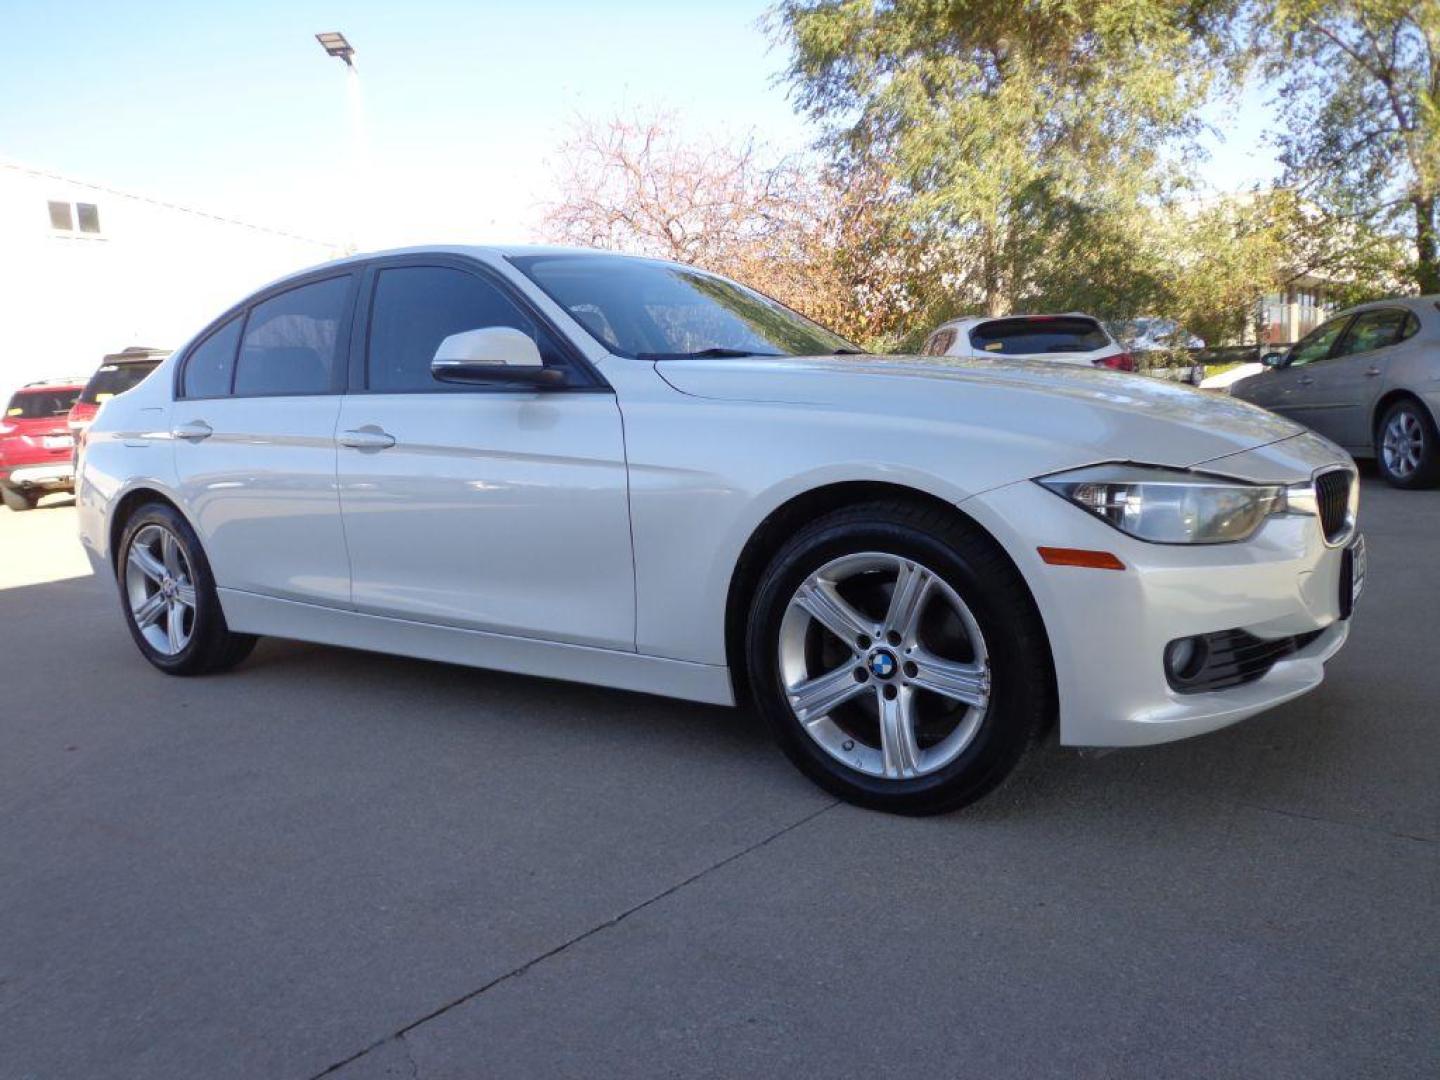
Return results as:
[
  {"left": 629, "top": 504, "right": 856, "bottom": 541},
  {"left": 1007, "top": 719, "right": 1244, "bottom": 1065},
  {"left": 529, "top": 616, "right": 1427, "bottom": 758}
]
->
[
  {"left": 234, "top": 277, "right": 350, "bottom": 396},
  {"left": 366, "top": 265, "right": 567, "bottom": 392},
  {"left": 970, "top": 317, "right": 1109, "bottom": 355},
  {"left": 6, "top": 389, "right": 79, "bottom": 419},
  {"left": 182, "top": 318, "right": 243, "bottom": 398},
  {"left": 1333, "top": 308, "right": 1410, "bottom": 357},
  {"left": 81, "top": 361, "right": 162, "bottom": 404},
  {"left": 923, "top": 328, "right": 957, "bottom": 356}
]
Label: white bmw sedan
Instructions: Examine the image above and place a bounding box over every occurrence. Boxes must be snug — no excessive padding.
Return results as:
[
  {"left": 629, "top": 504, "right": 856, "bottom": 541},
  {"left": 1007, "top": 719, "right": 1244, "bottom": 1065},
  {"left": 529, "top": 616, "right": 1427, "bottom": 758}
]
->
[{"left": 77, "top": 247, "right": 1365, "bottom": 813}]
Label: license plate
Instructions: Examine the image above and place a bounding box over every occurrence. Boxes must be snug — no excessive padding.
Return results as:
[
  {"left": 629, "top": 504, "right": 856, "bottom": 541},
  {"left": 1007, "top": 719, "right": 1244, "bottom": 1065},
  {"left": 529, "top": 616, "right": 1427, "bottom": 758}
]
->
[
  {"left": 1349, "top": 534, "right": 1366, "bottom": 604},
  {"left": 42, "top": 434, "right": 73, "bottom": 449},
  {"left": 1340, "top": 534, "right": 1366, "bottom": 619}
]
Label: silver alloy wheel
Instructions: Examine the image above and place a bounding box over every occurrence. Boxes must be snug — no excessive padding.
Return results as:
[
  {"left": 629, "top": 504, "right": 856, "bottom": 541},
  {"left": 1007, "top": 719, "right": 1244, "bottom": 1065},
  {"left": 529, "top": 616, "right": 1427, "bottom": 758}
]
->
[
  {"left": 778, "top": 552, "right": 991, "bottom": 781},
  {"left": 124, "top": 524, "right": 197, "bottom": 656},
  {"left": 1382, "top": 410, "right": 1425, "bottom": 478}
]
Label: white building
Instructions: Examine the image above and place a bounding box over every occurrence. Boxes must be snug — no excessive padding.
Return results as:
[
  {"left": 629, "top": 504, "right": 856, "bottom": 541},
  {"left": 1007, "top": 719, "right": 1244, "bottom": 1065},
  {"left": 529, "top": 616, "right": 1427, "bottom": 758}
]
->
[{"left": 0, "top": 160, "right": 342, "bottom": 396}]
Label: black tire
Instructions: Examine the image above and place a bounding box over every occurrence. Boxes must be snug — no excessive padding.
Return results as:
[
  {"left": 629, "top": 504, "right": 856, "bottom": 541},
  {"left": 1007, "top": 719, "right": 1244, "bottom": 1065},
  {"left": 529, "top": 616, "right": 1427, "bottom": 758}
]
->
[
  {"left": 1374, "top": 399, "right": 1440, "bottom": 489},
  {"left": 1, "top": 486, "right": 37, "bottom": 512},
  {"left": 116, "top": 502, "right": 257, "bottom": 675},
  {"left": 744, "top": 500, "right": 1053, "bottom": 815}
]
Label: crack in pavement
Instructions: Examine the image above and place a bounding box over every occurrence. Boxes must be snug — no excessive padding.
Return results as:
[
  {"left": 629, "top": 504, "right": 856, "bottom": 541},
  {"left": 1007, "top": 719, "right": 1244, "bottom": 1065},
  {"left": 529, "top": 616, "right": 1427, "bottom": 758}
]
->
[{"left": 304, "top": 799, "right": 839, "bottom": 1080}]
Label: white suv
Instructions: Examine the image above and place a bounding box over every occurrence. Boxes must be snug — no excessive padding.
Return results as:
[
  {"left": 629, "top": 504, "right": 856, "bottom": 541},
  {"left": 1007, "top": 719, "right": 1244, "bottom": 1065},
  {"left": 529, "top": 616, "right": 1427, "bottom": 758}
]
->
[{"left": 923, "top": 313, "right": 1134, "bottom": 371}]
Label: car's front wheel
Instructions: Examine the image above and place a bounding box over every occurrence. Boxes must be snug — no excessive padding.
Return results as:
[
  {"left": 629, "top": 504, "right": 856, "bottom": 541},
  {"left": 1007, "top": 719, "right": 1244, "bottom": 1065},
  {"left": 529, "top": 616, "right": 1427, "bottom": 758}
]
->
[
  {"left": 745, "top": 500, "right": 1052, "bottom": 814},
  {"left": 1376, "top": 399, "right": 1440, "bottom": 489},
  {"left": 117, "top": 502, "right": 257, "bottom": 675}
]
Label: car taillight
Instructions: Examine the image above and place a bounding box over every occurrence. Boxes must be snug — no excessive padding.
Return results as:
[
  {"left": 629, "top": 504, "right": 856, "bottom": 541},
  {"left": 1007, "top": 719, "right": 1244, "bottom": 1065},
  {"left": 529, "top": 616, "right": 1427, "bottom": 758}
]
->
[{"left": 1095, "top": 352, "right": 1135, "bottom": 372}]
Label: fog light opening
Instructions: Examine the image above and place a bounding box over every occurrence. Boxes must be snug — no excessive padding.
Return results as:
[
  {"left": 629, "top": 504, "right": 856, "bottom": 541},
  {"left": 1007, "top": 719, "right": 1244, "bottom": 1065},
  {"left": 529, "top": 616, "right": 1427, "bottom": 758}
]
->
[{"left": 1165, "top": 636, "right": 1209, "bottom": 685}]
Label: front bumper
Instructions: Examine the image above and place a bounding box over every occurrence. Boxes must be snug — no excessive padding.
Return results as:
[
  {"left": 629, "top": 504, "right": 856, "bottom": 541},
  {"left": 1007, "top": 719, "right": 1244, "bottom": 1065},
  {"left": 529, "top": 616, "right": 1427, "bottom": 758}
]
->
[{"left": 961, "top": 435, "right": 1360, "bottom": 747}]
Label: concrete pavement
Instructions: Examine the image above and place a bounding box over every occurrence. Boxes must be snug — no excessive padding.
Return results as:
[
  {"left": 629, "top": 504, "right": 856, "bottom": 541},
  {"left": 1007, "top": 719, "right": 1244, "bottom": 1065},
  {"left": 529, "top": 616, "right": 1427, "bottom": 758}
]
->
[{"left": 1, "top": 482, "right": 1435, "bottom": 1079}]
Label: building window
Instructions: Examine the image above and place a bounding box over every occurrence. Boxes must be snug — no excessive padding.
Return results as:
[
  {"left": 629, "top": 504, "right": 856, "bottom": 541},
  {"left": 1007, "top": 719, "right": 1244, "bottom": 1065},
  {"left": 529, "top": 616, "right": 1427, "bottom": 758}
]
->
[
  {"left": 76, "top": 203, "right": 101, "bottom": 233},
  {"left": 48, "top": 200, "right": 73, "bottom": 230}
]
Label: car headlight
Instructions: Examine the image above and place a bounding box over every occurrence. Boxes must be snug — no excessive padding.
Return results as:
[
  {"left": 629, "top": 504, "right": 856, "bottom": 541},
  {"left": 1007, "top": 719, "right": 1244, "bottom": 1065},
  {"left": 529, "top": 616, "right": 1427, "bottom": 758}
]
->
[{"left": 1037, "top": 464, "right": 1294, "bottom": 544}]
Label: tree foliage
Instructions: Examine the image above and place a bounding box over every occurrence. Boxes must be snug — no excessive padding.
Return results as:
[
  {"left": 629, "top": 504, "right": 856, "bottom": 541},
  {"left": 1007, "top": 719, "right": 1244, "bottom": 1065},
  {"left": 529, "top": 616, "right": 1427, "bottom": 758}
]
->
[
  {"left": 772, "top": 0, "right": 1238, "bottom": 318},
  {"left": 542, "top": 111, "right": 930, "bottom": 345},
  {"left": 1265, "top": 0, "right": 1440, "bottom": 292}
]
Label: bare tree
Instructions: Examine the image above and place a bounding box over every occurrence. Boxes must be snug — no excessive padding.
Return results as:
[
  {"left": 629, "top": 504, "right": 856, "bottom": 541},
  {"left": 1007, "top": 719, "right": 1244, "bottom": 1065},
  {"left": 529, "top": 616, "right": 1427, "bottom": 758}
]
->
[{"left": 542, "top": 111, "right": 926, "bottom": 347}]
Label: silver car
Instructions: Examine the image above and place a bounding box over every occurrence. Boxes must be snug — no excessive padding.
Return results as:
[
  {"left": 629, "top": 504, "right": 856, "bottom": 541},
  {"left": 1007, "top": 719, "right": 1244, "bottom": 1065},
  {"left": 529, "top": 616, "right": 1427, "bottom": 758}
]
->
[{"left": 1232, "top": 297, "right": 1440, "bottom": 488}]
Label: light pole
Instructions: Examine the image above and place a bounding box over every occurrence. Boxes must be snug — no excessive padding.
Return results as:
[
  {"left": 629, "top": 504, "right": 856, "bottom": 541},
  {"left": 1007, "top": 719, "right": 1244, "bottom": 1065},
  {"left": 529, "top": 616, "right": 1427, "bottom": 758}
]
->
[{"left": 315, "top": 32, "right": 366, "bottom": 252}]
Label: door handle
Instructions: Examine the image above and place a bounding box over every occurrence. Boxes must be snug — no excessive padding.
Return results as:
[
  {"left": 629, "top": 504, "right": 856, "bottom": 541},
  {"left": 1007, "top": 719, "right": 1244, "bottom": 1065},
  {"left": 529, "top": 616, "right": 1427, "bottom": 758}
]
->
[
  {"left": 1365, "top": 366, "right": 1382, "bottom": 377},
  {"left": 1298, "top": 375, "right": 1315, "bottom": 386},
  {"left": 172, "top": 420, "right": 213, "bottom": 442},
  {"left": 339, "top": 426, "right": 396, "bottom": 450}
]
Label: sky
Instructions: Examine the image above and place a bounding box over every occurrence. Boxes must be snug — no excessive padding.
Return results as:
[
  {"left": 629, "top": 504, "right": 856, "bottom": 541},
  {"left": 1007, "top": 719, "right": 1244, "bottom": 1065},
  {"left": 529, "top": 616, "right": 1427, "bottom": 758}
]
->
[{"left": 0, "top": 0, "right": 1282, "bottom": 248}]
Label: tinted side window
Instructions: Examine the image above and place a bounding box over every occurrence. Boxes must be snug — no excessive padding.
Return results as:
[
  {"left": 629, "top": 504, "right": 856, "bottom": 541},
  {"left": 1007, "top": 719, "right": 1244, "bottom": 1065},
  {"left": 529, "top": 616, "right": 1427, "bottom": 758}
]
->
[
  {"left": 182, "top": 318, "right": 242, "bottom": 398},
  {"left": 1334, "top": 308, "right": 1409, "bottom": 357},
  {"left": 366, "top": 265, "right": 567, "bottom": 392},
  {"left": 1287, "top": 317, "right": 1350, "bottom": 368},
  {"left": 234, "top": 277, "right": 350, "bottom": 396}
]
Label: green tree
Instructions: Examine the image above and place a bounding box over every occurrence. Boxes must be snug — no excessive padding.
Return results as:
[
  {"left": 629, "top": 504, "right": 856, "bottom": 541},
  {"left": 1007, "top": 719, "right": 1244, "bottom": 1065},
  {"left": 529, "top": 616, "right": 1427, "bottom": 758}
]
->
[
  {"left": 1265, "top": 1, "right": 1440, "bottom": 292},
  {"left": 772, "top": 0, "right": 1239, "bottom": 319},
  {"left": 1154, "top": 189, "right": 1406, "bottom": 346}
]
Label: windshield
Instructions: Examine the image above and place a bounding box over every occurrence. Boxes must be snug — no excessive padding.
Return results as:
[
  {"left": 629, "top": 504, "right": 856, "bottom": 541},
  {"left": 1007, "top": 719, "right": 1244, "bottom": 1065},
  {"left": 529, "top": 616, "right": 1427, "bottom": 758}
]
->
[
  {"left": 80, "top": 360, "right": 162, "bottom": 404},
  {"left": 6, "top": 388, "right": 80, "bottom": 420},
  {"left": 510, "top": 254, "right": 856, "bottom": 359}
]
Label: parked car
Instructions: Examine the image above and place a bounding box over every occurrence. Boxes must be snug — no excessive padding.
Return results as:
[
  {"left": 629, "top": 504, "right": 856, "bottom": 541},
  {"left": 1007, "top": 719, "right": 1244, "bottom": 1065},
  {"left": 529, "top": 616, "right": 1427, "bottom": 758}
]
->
[
  {"left": 1231, "top": 297, "right": 1440, "bottom": 488},
  {"left": 78, "top": 247, "right": 1364, "bottom": 814},
  {"left": 69, "top": 347, "right": 169, "bottom": 435},
  {"left": 1, "top": 380, "right": 83, "bottom": 510},
  {"left": 1113, "top": 316, "right": 1204, "bottom": 353},
  {"left": 1199, "top": 362, "right": 1263, "bottom": 391},
  {"left": 922, "top": 313, "right": 1136, "bottom": 371}
]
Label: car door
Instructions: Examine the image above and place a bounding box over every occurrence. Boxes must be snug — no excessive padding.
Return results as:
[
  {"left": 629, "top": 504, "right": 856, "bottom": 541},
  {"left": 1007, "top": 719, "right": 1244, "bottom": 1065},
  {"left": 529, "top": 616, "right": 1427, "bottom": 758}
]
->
[
  {"left": 171, "top": 272, "right": 357, "bottom": 606},
  {"left": 1241, "top": 315, "right": 1353, "bottom": 426},
  {"left": 335, "top": 257, "right": 635, "bottom": 650},
  {"left": 1314, "top": 307, "right": 1415, "bottom": 449}
]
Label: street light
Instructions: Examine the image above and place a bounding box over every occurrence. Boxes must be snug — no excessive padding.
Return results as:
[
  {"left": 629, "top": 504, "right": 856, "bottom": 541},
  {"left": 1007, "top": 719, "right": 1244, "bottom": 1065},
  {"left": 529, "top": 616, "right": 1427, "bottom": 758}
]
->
[
  {"left": 315, "top": 31, "right": 365, "bottom": 251},
  {"left": 315, "top": 32, "right": 355, "bottom": 67}
]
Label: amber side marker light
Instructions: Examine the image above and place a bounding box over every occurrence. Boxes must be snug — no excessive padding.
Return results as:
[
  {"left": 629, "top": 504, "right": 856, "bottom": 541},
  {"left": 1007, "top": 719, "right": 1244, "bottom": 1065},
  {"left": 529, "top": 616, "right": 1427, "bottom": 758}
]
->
[{"left": 1037, "top": 546, "right": 1126, "bottom": 571}]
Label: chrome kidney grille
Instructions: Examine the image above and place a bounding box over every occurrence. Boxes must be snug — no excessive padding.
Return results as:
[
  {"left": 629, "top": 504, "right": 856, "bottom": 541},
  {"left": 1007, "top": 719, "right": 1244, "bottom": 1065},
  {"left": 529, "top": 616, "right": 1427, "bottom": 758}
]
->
[{"left": 1314, "top": 468, "right": 1356, "bottom": 546}]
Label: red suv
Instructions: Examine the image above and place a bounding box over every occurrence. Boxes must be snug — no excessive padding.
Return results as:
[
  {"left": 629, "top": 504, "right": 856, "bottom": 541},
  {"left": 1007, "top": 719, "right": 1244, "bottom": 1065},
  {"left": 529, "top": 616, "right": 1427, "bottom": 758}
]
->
[{"left": 1, "top": 381, "right": 84, "bottom": 511}]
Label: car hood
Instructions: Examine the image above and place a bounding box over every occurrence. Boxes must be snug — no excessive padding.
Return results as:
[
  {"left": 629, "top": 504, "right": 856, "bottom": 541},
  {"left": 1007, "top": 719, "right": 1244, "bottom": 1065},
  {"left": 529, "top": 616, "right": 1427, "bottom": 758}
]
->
[{"left": 656, "top": 353, "right": 1304, "bottom": 475}]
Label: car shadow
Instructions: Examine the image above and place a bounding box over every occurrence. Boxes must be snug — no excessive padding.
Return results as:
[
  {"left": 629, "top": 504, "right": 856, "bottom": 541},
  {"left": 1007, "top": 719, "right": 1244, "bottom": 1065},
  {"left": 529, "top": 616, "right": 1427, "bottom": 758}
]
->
[{"left": 8, "top": 561, "right": 1432, "bottom": 837}]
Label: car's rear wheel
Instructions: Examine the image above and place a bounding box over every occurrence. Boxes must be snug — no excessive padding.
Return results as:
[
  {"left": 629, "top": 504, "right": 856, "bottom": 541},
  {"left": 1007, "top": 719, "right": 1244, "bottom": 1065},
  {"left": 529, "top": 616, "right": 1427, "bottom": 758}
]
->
[
  {"left": 1376, "top": 399, "right": 1440, "bottom": 489},
  {"left": 117, "top": 503, "right": 257, "bottom": 675},
  {"left": 745, "top": 500, "right": 1052, "bottom": 814},
  {"left": 1, "top": 486, "right": 38, "bottom": 512}
]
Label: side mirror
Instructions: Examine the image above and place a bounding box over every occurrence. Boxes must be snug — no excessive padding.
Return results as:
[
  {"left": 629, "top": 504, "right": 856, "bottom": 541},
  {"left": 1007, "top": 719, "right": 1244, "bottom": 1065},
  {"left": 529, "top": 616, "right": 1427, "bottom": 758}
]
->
[
  {"left": 430, "top": 327, "right": 564, "bottom": 386},
  {"left": 1260, "top": 351, "right": 1285, "bottom": 368}
]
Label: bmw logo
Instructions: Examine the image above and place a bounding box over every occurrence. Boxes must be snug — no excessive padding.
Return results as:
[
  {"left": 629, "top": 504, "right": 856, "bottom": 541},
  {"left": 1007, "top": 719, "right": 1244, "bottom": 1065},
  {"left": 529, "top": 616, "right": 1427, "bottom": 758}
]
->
[{"left": 868, "top": 649, "right": 898, "bottom": 679}]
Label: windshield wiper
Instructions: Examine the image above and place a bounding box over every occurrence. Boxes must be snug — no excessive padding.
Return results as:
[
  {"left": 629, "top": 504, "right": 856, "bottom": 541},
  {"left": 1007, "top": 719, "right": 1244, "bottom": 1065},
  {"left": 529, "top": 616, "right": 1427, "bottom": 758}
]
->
[
  {"left": 830, "top": 347, "right": 866, "bottom": 355},
  {"left": 635, "top": 347, "right": 783, "bottom": 360}
]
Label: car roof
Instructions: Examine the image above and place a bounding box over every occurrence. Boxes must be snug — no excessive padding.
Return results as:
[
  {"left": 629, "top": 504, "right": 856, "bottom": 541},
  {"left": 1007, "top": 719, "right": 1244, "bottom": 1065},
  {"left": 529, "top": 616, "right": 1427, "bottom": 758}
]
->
[
  {"left": 240, "top": 244, "right": 698, "bottom": 305},
  {"left": 1335, "top": 295, "right": 1439, "bottom": 318},
  {"left": 932, "top": 312, "right": 1102, "bottom": 332},
  {"left": 17, "top": 379, "right": 85, "bottom": 391}
]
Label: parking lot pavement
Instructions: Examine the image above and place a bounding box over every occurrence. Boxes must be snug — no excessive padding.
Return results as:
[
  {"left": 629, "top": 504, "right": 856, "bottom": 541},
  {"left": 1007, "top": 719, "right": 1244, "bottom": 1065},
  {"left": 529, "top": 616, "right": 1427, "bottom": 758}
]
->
[{"left": 1, "top": 482, "right": 1436, "bottom": 1080}]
